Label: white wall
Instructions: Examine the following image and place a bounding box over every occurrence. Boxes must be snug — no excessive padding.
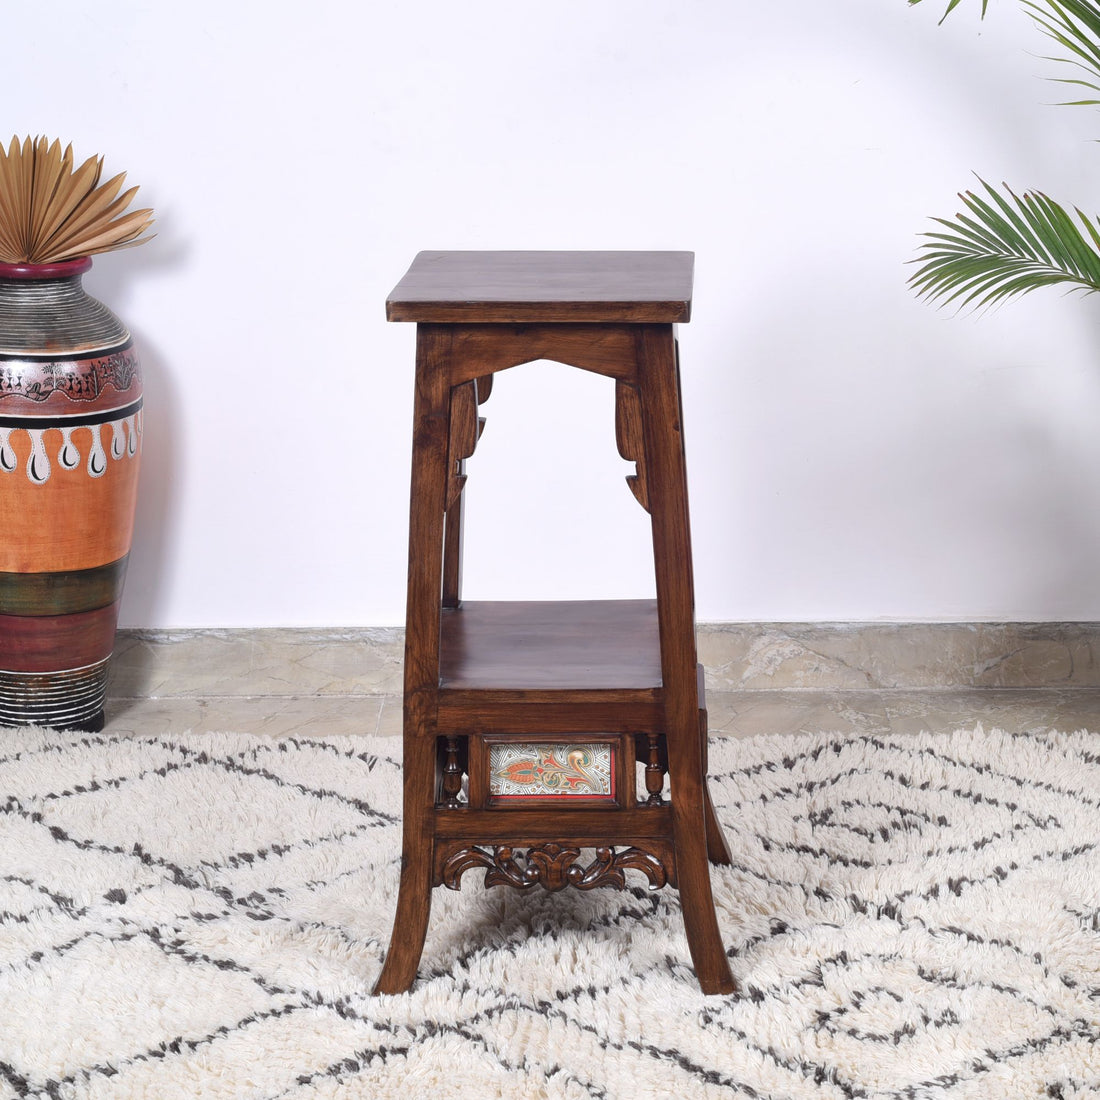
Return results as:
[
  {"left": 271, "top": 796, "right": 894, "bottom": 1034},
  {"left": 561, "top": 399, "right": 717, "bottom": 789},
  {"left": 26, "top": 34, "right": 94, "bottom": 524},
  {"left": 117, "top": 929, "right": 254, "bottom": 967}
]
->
[{"left": 7, "top": 0, "right": 1100, "bottom": 626}]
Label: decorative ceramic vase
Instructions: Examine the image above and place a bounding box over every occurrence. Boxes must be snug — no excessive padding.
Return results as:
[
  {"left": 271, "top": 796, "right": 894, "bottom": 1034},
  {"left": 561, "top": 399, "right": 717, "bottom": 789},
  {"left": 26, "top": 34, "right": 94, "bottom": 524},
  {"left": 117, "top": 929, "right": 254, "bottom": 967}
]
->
[{"left": 0, "top": 258, "right": 142, "bottom": 731}]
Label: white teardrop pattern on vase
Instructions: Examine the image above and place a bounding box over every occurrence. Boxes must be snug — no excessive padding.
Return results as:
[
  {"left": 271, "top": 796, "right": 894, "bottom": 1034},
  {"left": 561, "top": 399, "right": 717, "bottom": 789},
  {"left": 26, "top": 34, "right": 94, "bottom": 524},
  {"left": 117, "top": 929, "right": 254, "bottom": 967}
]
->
[
  {"left": 110, "top": 419, "right": 126, "bottom": 461},
  {"left": 87, "top": 424, "right": 108, "bottom": 479},
  {"left": 26, "top": 429, "right": 51, "bottom": 486},
  {"left": 59, "top": 426, "right": 81, "bottom": 471},
  {"left": 0, "top": 427, "right": 15, "bottom": 474},
  {"left": 0, "top": 413, "right": 142, "bottom": 485}
]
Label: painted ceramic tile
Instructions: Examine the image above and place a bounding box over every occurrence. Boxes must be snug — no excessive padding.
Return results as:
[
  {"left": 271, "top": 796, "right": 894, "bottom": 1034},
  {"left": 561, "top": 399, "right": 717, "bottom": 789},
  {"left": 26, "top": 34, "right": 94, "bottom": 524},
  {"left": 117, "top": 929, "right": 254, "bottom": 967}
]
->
[{"left": 488, "top": 742, "right": 614, "bottom": 799}]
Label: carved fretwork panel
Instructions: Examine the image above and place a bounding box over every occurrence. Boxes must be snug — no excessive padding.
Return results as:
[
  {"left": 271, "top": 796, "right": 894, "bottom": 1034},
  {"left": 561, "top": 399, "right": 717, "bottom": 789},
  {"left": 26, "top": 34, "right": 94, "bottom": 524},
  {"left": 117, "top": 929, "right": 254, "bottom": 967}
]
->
[
  {"left": 614, "top": 381, "right": 649, "bottom": 513},
  {"left": 439, "top": 842, "right": 673, "bottom": 892}
]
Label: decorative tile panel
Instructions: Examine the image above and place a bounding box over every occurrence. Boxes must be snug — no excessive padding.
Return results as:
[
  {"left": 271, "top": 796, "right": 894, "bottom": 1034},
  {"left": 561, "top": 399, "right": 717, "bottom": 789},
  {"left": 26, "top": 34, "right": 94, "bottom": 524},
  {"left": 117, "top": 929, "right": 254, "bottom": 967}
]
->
[{"left": 488, "top": 742, "right": 614, "bottom": 800}]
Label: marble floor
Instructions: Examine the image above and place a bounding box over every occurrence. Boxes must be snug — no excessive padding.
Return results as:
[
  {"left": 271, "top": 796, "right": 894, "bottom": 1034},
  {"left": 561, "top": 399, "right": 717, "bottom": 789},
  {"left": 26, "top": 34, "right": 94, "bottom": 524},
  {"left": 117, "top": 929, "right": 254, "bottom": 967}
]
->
[
  {"left": 100, "top": 626, "right": 1100, "bottom": 740},
  {"left": 100, "top": 689, "right": 1100, "bottom": 740}
]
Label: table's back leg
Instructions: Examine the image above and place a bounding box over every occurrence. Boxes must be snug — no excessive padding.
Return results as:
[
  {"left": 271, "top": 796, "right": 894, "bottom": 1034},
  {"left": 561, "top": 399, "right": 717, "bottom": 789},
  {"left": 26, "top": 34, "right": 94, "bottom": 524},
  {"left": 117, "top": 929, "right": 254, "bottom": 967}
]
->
[
  {"left": 374, "top": 325, "right": 454, "bottom": 995},
  {"left": 696, "top": 664, "right": 734, "bottom": 866},
  {"left": 701, "top": 705, "right": 734, "bottom": 865},
  {"left": 638, "top": 323, "right": 735, "bottom": 996}
]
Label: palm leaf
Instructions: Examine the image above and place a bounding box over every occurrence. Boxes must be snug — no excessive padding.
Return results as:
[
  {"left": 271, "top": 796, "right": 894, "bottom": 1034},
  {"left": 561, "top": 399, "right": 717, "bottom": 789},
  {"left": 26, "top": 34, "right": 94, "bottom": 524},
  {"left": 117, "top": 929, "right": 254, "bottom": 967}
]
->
[
  {"left": 0, "top": 136, "right": 153, "bottom": 263},
  {"left": 909, "top": 178, "right": 1100, "bottom": 307},
  {"left": 907, "top": 0, "right": 989, "bottom": 22},
  {"left": 910, "top": 0, "right": 1100, "bottom": 101},
  {"left": 1021, "top": 0, "right": 1100, "bottom": 105},
  {"left": 905, "top": 2, "right": 1100, "bottom": 310}
]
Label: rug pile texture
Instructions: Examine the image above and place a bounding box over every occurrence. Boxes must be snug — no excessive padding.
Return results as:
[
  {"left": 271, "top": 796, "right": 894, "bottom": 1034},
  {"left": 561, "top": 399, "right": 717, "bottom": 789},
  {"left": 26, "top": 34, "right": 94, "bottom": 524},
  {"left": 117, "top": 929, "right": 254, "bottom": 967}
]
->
[{"left": 1, "top": 726, "right": 1098, "bottom": 1099}]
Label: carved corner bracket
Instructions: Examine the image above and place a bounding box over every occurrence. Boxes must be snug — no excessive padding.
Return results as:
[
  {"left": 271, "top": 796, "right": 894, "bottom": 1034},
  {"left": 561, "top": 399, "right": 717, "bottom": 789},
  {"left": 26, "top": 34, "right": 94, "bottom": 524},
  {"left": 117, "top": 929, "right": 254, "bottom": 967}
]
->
[
  {"left": 440, "top": 842, "right": 671, "bottom": 893},
  {"left": 614, "top": 381, "right": 649, "bottom": 512},
  {"left": 446, "top": 378, "right": 490, "bottom": 512}
]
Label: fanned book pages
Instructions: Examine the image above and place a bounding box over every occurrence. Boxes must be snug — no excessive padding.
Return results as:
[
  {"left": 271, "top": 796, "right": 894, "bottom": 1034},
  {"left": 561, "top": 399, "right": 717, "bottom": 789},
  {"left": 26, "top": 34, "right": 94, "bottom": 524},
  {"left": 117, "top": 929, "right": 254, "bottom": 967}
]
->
[{"left": 0, "top": 136, "right": 154, "bottom": 264}]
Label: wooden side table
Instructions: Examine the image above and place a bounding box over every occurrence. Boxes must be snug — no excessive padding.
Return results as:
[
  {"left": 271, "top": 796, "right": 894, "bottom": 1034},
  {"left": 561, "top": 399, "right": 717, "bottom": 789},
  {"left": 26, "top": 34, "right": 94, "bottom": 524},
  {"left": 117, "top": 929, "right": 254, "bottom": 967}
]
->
[{"left": 374, "top": 251, "right": 735, "bottom": 995}]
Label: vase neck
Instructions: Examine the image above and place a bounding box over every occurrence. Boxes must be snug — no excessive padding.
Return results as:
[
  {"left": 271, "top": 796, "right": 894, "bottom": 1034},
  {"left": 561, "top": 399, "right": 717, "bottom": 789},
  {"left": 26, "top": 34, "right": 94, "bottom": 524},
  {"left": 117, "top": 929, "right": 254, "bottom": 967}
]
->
[
  {"left": 0, "top": 258, "right": 92, "bottom": 281},
  {"left": 0, "top": 257, "right": 127, "bottom": 354}
]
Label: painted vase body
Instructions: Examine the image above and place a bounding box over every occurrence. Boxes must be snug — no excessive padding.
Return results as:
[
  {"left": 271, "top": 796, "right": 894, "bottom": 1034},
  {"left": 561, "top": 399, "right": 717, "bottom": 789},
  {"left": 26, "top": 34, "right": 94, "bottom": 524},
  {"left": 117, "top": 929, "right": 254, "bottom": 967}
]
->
[{"left": 0, "top": 258, "right": 142, "bottom": 731}]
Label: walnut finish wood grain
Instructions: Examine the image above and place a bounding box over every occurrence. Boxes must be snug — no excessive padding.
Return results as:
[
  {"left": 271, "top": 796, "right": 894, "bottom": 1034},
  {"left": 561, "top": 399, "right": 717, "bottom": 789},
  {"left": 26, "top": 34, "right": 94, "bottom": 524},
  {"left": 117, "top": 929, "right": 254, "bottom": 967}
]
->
[
  {"left": 374, "top": 252, "right": 734, "bottom": 997},
  {"left": 372, "top": 326, "right": 453, "bottom": 996},
  {"left": 387, "top": 251, "right": 693, "bottom": 324},
  {"left": 439, "top": 600, "right": 662, "bottom": 691}
]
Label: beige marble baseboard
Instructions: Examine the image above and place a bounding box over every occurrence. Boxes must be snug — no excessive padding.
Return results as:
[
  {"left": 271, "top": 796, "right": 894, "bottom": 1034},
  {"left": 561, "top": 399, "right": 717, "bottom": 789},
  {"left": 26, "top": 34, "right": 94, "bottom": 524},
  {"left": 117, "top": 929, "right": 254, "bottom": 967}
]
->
[
  {"left": 699, "top": 622, "right": 1100, "bottom": 691},
  {"left": 101, "top": 625, "right": 1100, "bottom": 738},
  {"left": 111, "top": 628, "right": 405, "bottom": 700},
  {"left": 111, "top": 621, "right": 1100, "bottom": 699}
]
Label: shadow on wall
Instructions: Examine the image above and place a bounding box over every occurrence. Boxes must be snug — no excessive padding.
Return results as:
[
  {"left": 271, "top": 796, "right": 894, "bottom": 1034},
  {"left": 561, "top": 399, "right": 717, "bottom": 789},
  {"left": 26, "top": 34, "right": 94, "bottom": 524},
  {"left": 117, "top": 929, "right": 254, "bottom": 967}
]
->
[
  {"left": 83, "top": 239, "right": 186, "bottom": 631},
  {"left": 118, "top": 325, "right": 181, "bottom": 628}
]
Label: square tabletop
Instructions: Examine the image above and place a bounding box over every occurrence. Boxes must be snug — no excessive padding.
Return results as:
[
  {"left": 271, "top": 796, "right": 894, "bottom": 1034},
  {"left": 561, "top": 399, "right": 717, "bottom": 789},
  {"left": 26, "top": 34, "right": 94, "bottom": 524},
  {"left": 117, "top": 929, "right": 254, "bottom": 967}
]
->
[{"left": 386, "top": 250, "right": 694, "bottom": 324}]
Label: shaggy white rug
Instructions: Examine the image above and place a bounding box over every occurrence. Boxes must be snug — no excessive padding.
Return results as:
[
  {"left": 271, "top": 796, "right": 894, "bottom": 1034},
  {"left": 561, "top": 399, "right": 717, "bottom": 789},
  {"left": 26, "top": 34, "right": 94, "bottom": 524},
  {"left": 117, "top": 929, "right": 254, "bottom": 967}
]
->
[{"left": 1, "top": 727, "right": 1098, "bottom": 1099}]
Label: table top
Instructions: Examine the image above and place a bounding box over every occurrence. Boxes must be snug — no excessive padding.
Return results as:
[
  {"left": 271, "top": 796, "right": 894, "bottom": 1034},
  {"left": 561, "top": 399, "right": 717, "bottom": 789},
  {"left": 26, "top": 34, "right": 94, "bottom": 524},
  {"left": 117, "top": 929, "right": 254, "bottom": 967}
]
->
[{"left": 387, "top": 250, "right": 694, "bottom": 323}]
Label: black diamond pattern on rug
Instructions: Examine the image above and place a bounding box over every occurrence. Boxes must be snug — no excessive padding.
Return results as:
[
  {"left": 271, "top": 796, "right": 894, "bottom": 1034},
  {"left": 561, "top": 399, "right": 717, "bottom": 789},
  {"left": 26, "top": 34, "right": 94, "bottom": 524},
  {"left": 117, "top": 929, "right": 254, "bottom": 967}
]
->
[{"left": 1, "top": 727, "right": 1098, "bottom": 1099}]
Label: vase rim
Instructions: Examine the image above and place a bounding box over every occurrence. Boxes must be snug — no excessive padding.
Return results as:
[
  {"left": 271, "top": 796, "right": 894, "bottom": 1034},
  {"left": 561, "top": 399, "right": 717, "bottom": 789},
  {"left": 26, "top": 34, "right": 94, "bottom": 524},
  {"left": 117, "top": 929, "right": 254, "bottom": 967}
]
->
[{"left": 0, "top": 258, "right": 92, "bottom": 279}]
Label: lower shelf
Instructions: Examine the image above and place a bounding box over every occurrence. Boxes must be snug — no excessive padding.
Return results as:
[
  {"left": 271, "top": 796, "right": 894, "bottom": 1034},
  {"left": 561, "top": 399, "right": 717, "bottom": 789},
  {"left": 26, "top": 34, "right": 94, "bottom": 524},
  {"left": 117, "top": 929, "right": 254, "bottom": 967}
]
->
[{"left": 438, "top": 599, "right": 663, "bottom": 694}]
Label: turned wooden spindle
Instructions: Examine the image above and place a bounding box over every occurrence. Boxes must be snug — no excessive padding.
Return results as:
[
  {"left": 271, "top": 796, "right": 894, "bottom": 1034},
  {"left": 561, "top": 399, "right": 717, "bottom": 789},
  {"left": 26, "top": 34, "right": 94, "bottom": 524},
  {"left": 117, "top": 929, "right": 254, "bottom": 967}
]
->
[
  {"left": 440, "top": 736, "right": 464, "bottom": 809},
  {"left": 644, "top": 732, "right": 666, "bottom": 805}
]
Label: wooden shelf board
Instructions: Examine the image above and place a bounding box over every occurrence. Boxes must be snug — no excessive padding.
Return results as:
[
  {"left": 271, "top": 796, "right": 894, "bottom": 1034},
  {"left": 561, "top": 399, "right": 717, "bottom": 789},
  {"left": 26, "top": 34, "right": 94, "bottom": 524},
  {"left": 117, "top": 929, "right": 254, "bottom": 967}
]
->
[{"left": 439, "top": 599, "right": 663, "bottom": 694}]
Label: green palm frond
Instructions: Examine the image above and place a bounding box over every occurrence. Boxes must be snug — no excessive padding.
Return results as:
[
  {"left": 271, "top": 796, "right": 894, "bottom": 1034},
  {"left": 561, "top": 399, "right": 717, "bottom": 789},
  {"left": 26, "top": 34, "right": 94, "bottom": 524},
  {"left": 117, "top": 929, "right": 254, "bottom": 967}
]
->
[
  {"left": 907, "top": 0, "right": 989, "bottom": 23},
  {"left": 1022, "top": 0, "right": 1100, "bottom": 104},
  {"left": 909, "top": 178, "right": 1100, "bottom": 307},
  {"left": 910, "top": 0, "right": 1100, "bottom": 98},
  {"left": 906, "top": 2, "right": 1100, "bottom": 310}
]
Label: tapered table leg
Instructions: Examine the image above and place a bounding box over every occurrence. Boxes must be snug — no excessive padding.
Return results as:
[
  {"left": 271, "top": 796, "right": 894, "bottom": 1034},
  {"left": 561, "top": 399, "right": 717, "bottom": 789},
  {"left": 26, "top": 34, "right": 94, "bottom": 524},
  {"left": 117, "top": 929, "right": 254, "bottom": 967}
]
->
[
  {"left": 374, "top": 326, "right": 454, "bottom": 994},
  {"left": 373, "top": 722, "right": 437, "bottom": 994},
  {"left": 639, "top": 323, "right": 734, "bottom": 994}
]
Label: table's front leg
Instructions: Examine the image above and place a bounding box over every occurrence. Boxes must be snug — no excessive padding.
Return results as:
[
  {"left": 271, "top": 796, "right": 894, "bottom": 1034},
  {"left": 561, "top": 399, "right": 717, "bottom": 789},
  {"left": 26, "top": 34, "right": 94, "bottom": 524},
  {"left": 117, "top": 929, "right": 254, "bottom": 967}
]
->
[
  {"left": 374, "top": 325, "right": 455, "bottom": 995},
  {"left": 638, "top": 323, "right": 735, "bottom": 996}
]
